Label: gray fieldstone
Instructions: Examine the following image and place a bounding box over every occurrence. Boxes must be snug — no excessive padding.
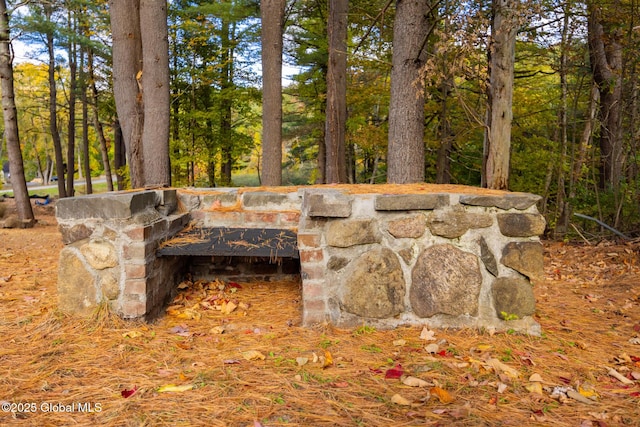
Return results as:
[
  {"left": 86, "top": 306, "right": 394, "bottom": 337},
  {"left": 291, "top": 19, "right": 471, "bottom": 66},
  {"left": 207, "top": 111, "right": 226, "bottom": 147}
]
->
[
  {"left": 306, "top": 192, "right": 353, "bottom": 218},
  {"left": 501, "top": 241, "right": 544, "bottom": 281},
  {"left": 100, "top": 272, "right": 120, "bottom": 300},
  {"left": 56, "top": 191, "right": 156, "bottom": 220},
  {"left": 427, "top": 209, "right": 493, "bottom": 238},
  {"left": 410, "top": 244, "right": 482, "bottom": 317},
  {"left": 491, "top": 277, "right": 536, "bottom": 319},
  {"left": 242, "top": 192, "right": 290, "bottom": 208},
  {"left": 58, "top": 223, "right": 93, "bottom": 245},
  {"left": 80, "top": 239, "right": 118, "bottom": 270},
  {"left": 478, "top": 236, "right": 499, "bottom": 276},
  {"left": 498, "top": 213, "right": 546, "bottom": 237},
  {"left": 202, "top": 192, "right": 239, "bottom": 208},
  {"left": 327, "top": 256, "right": 350, "bottom": 271},
  {"left": 340, "top": 248, "right": 405, "bottom": 318},
  {"left": 460, "top": 193, "right": 541, "bottom": 210},
  {"left": 326, "top": 219, "right": 380, "bottom": 247},
  {"left": 387, "top": 214, "right": 427, "bottom": 238},
  {"left": 374, "top": 194, "right": 450, "bottom": 211},
  {"left": 58, "top": 248, "right": 97, "bottom": 315}
]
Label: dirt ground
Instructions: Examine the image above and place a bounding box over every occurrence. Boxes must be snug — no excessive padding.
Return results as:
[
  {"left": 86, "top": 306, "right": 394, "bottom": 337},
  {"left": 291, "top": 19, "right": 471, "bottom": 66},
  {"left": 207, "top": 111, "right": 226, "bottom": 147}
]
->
[{"left": 0, "top": 198, "right": 639, "bottom": 427}]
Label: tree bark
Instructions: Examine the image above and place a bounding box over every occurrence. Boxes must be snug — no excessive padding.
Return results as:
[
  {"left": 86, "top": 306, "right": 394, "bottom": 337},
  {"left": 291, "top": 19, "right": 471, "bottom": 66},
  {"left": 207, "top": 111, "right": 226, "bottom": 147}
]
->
[
  {"left": 109, "top": 0, "right": 144, "bottom": 188},
  {"left": 324, "top": 0, "right": 348, "bottom": 183},
  {"left": 140, "top": 0, "right": 171, "bottom": 187},
  {"left": 89, "top": 48, "right": 113, "bottom": 192},
  {"left": 387, "top": 0, "right": 432, "bottom": 184},
  {"left": 45, "top": 4, "right": 66, "bottom": 198},
  {"left": 260, "top": 0, "right": 285, "bottom": 186},
  {"left": 0, "top": 0, "right": 34, "bottom": 226},
  {"left": 485, "top": 0, "right": 516, "bottom": 190},
  {"left": 588, "top": 2, "right": 624, "bottom": 190}
]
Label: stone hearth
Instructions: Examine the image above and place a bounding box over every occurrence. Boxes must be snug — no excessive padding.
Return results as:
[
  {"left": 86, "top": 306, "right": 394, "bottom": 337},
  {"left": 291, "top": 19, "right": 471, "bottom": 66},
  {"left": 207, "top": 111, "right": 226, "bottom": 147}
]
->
[{"left": 55, "top": 185, "right": 545, "bottom": 334}]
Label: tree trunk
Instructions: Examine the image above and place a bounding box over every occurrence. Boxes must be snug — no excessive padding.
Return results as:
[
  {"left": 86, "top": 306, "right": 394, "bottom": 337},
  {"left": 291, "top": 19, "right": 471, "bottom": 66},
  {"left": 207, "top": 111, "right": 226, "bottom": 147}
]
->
[
  {"left": 80, "top": 46, "right": 93, "bottom": 194},
  {"left": 387, "top": 0, "right": 432, "bottom": 183},
  {"left": 324, "top": 0, "right": 348, "bottom": 183},
  {"left": 113, "top": 119, "right": 126, "bottom": 190},
  {"left": 485, "top": 0, "right": 516, "bottom": 190},
  {"left": 140, "top": 0, "right": 171, "bottom": 187},
  {"left": 0, "top": 0, "right": 34, "bottom": 226},
  {"left": 89, "top": 48, "right": 113, "bottom": 192},
  {"left": 260, "top": 0, "right": 285, "bottom": 186},
  {"left": 45, "top": 4, "right": 66, "bottom": 198},
  {"left": 436, "top": 76, "right": 453, "bottom": 184},
  {"left": 66, "top": 11, "right": 77, "bottom": 197},
  {"left": 588, "top": 2, "right": 624, "bottom": 190},
  {"left": 109, "top": 0, "right": 144, "bottom": 188}
]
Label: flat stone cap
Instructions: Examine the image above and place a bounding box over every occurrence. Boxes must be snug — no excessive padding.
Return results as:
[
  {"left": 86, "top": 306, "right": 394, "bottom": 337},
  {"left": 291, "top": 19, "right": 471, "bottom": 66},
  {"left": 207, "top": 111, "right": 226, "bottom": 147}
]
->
[{"left": 56, "top": 191, "right": 157, "bottom": 220}]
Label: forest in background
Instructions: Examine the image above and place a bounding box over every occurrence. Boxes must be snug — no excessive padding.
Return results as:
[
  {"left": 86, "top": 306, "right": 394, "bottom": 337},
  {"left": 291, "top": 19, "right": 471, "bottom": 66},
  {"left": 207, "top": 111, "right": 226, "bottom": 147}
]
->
[{"left": 0, "top": 0, "right": 639, "bottom": 238}]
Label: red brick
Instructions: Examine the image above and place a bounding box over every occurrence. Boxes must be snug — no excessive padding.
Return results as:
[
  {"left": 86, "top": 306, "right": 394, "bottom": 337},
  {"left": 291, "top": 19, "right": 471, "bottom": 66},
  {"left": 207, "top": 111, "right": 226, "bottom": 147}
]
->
[
  {"left": 124, "top": 279, "right": 147, "bottom": 295},
  {"left": 297, "top": 233, "right": 321, "bottom": 248},
  {"left": 125, "top": 226, "right": 147, "bottom": 241},
  {"left": 203, "top": 211, "right": 243, "bottom": 225},
  {"left": 302, "top": 280, "right": 325, "bottom": 299},
  {"left": 123, "top": 242, "right": 152, "bottom": 260},
  {"left": 122, "top": 299, "right": 146, "bottom": 317},
  {"left": 125, "top": 263, "right": 148, "bottom": 279},
  {"left": 279, "top": 212, "right": 300, "bottom": 225},
  {"left": 300, "top": 249, "right": 324, "bottom": 263},
  {"left": 300, "top": 265, "right": 325, "bottom": 281},
  {"left": 244, "top": 211, "right": 278, "bottom": 224}
]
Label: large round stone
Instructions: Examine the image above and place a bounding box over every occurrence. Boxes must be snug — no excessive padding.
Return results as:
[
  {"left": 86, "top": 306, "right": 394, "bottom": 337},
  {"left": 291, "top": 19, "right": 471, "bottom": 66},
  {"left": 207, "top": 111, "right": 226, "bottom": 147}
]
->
[
  {"left": 80, "top": 239, "right": 118, "bottom": 270},
  {"left": 58, "top": 248, "right": 98, "bottom": 315},
  {"left": 491, "top": 277, "right": 536, "bottom": 319},
  {"left": 340, "top": 248, "right": 405, "bottom": 318},
  {"left": 410, "top": 244, "right": 482, "bottom": 317}
]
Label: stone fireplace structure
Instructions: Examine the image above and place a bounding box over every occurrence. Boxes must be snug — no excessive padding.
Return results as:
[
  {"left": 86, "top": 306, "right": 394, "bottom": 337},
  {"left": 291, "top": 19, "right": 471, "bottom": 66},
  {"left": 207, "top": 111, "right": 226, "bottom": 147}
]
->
[{"left": 55, "top": 185, "right": 545, "bottom": 334}]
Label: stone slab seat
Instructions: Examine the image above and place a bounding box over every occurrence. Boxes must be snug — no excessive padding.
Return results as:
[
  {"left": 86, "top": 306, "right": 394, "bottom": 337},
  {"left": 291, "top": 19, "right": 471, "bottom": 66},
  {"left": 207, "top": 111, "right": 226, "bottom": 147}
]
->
[{"left": 156, "top": 227, "right": 299, "bottom": 259}]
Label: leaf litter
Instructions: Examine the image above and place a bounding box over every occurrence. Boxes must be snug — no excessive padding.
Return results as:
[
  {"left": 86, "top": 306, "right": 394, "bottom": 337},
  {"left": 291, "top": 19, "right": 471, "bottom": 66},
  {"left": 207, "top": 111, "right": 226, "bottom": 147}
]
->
[{"left": 0, "top": 209, "right": 639, "bottom": 426}]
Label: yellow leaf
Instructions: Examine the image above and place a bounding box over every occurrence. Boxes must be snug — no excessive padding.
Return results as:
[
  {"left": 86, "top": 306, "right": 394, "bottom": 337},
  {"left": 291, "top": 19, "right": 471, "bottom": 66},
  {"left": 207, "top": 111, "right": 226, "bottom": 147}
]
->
[
  {"left": 323, "top": 350, "right": 333, "bottom": 368},
  {"left": 393, "top": 339, "right": 406, "bottom": 347},
  {"left": 485, "top": 358, "right": 520, "bottom": 379},
  {"left": 525, "top": 382, "right": 543, "bottom": 394},
  {"left": 122, "top": 330, "right": 143, "bottom": 339},
  {"left": 430, "top": 386, "right": 454, "bottom": 404},
  {"left": 157, "top": 384, "right": 193, "bottom": 393},
  {"left": 209, "top": 326, "right": 225, "bottom": 335},
  {"left": 242, "top": 350, "right": 266, "bottom": 361},
  {"left": 177, "top": 309, "right": 201, "bottom": 320},
  {"left": 476, "top": 344, "right": 493, "bottom": 352},
  {"left": 391, "top": 393, "right": 412, "bottom": 406},
  {"left": 578, "top": 384, "right": 599, "bottom": 400},
  {"left": 221, "top": 300, "right": 237, "bottom": 315}
]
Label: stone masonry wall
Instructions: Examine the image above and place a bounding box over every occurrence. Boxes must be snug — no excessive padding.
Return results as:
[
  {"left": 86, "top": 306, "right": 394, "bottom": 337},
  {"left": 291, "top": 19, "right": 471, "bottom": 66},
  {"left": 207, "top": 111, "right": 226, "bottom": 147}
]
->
[{"left": 56, "top": 186, "right": 545, "bottom": 334}]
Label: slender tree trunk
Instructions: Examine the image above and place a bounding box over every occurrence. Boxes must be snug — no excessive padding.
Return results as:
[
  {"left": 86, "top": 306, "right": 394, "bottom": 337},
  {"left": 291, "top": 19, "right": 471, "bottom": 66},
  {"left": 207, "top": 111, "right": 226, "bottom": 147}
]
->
[
  {"left": 436, "top": 77, "right": 453, "bottom": 184},
  {"left": 88, "top": 49, "right": 113, "bottom": 192},
  {"left": 325, "top": 0, "right": 348, "bottom": 183},
  {"left": 109, "top": 0, "right": 144, "bottom": 188},
  {"left": 554, "top": 7, "right": 570, "bottom": 237},
  {"left": 485, "top": 0, "right": 517, "bottom": 190},
  {"left": 0, "top": 0, "right": 34, "bottom": 226},
  {"left": 113, "top": 120, "right": 126, "bottom": 190},
  {"left": 387, "top": 0, "right": 432, "bottom": 183},
  {"left": 66, "top": 11, "right": 77, "bottom": 197},
  {"left": 260, "top": 0, "right": 285, "bottom": 186},
  {"left": 140, "top": 0, "right": 171, "bottom": 187},
  {"left": 45, "top": 4, "right": 66, "bottom": 198},
  {"left": 80, "top": 46, "right": 93, "bottom": 194}
]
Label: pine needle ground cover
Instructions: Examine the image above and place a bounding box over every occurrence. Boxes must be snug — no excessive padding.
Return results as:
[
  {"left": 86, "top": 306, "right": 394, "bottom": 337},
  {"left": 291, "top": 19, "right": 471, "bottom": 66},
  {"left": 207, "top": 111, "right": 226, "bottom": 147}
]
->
[{"left": 1, "top": 201, "right": 639, "bottom": 426}]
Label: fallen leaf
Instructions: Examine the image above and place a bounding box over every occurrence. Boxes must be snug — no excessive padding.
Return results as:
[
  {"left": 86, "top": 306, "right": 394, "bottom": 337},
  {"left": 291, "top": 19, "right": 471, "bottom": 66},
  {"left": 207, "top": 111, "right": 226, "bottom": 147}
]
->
[
  {"left": 209, "top": 326, "right": 225, "bottom": 335},
  {"left": 528, "top": 373, "right": 544, "bottom": 383},
  {"left": 330, "top": 381, "right": 349, "bottom": 388},
  {"left": 322, "top": 350, "right": 333, "bottom": 368},
  {"left": 475, "top": 344, "right": 493, "bottom": 352},
  {"left": 424, "top": 343, "right": 439, "bottom": 354},
  {"left": 525, "top": 382, "right": 543, "bottom": 394},
  {"left": 242, "top": 350, "right": 266, "bottom": 361},
  {"left": 566, "top": 389, "right": 594, "bottom": 405},
  {"left": 296, "top": 357, "right": 309, "bottom": 366},
  {"left": 629, "top": 337, "right": 640, "bottom": 345},
  {"left": 122, "top": 330, "right": 143, "bottom": 339},
  {"left": 121, "top": 386, "right": 138, "bottom": 398},
  {"left": 157, "top": 384, "right": 194, "bottom": 393},
  {"left": 220, "top": 300, "right": 238, "bottom": 315},
  {"left": 393, "top": 339, "right": 406, "bottom": 346},
  {"left": 578, "top": 384, "right": 599, "bottom": 400},
  {"left": 420, "top": 327, "right": 436, "bottom": 341},
  {"left": 170, "top": 325, "right": 189, "bottom": 335},
  {"left": 497, "top": 382, "right": 508, "bottom": 393},
  {"left": 430, "top": 386, "right": 454, "bottom": 404},
  {"left": 402, "top": 376, "right": 431, "bottom": 387},
  {"left": 391, "top": 393, "right": 412, "bottom": 406},
  {"left": 223, "top": 359, "right": 241, "bottom": 365},
  {"left": 385, "top": 364, "right": 404, "bottom": 379},
  {"left": 486, "top": 358, "right": 520, "bottom": 380}
]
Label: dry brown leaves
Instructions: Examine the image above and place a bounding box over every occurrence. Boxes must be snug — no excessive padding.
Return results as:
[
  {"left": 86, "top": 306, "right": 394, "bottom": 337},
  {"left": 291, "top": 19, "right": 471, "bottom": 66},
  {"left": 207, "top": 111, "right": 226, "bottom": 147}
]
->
[{"left": 0, "top": 202, "right": 639, "bottom": 426}]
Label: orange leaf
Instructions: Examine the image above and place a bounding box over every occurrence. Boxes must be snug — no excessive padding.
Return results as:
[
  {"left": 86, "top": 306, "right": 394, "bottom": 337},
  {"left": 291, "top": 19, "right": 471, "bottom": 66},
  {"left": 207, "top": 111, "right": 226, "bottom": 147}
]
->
[
  {"left": 430, "top": 386, "right": 454, "bottom": 404},
  {"left": 323, "top": 350, "right": 333, "bottom": 368}
]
